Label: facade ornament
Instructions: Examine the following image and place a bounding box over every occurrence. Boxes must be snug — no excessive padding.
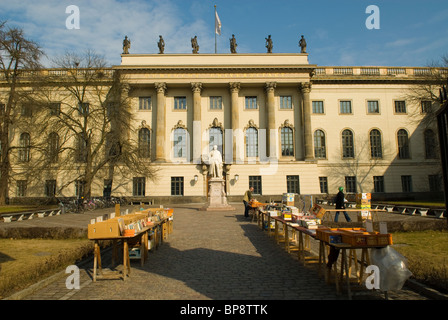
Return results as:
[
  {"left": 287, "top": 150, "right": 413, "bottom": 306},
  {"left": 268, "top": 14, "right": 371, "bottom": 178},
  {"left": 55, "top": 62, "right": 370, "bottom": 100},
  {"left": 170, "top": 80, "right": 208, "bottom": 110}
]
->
[
  {"left": 191, "top": 82, "right": 202, "bottom": 93},
  {"left": 173, "top": 120, "right": 187, "bottom": 130},
  {"left": 229, "top": 34, "right": 238, "bottom": 54},
  {"left": 229, "top": 82, "right": 241, "bottom": 93},
  {"left": 280, "top": 119, "right": 294, "bottom": 129},
  {"left": 265, "top": 35, "right": 273, "bottom": 53},
  {"left": 155, "top": 82, "right": 167, "bottom": 95},
  {"left": 122, "top": 36, "right": 131, "bottom": 54},
  {"left": 191, "top": 36, "right": 199, "bottom": 54},
  {"left": 299, "top": 35, "right": 307, "bottom": 53},
  {"left": 299, "top": 82, "right": 312, "bottom": 93},
  {"left": 244, "top": 119, "right": 259, "bottom": 131},
  {"left": 208, "top": 117, "right": 224, "bottom": 131},
  {"left": 265, "top": 82, "right": 277, "bottom": 93},
  {"left": 158, "top": 35, "right": 165, "bottom": 54}
]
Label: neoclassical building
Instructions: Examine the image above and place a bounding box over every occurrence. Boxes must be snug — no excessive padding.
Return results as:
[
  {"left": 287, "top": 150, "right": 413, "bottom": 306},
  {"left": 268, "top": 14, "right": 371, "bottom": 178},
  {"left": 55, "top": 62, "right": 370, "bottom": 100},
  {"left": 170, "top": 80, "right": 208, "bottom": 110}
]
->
[{"left": 3, "top": 51, "right": 445, "bottom": 203}]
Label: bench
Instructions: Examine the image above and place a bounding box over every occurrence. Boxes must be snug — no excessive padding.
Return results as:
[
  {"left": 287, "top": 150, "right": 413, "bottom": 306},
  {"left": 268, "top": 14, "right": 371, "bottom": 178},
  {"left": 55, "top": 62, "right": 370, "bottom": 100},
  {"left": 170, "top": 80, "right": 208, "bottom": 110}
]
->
[
  {"left": 2, "top": 208, "right": 61, "bottom": 223},
  {"left": 431, "top": 209, "right": 446, "bottom": 219}
]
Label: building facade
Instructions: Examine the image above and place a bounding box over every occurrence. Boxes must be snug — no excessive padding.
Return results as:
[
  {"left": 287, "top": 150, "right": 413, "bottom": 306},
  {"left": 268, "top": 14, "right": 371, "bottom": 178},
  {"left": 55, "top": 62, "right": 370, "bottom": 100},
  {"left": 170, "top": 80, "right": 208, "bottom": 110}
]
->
[{"left": 3, "top": 52, "right": 445, "bottom": 203}]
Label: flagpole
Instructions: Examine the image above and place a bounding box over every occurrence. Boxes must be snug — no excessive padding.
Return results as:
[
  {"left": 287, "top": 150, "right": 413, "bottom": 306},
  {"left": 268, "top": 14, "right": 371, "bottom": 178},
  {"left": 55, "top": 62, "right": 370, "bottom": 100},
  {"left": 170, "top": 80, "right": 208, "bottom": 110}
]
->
[{"left": 214, "top": 5, "right": 217, "bottom": 54}]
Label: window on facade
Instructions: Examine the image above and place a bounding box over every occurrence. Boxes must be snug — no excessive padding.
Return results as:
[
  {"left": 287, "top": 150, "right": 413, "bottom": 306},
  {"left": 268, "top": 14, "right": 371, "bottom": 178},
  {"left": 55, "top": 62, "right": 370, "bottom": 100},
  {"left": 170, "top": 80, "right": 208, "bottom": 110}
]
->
[
  {"left": 319, "top": 177, "right": 328, "bottom": 194},
  {"left": 342, "top": 129, "right": 354, "bottom": 158},
  {"left": 367, "top": 101, "right": 379, "bottom": 114},
  {"left": 75, "top": 180, "right": 86, "bottom": 197},
  {"left": 173, "top": 128, "right": 187, "bottom": 158},
  {"left": 249, "top": 176, "right": 262, "bottom": 195},
  {"left": 345, "top": 176, "right": 357, "bottom": 193},
  {"left": 139, "top": 97, "right": 151, "bottom": 110},
  {"left": 17, "top": 180, "right": 27, "bottom": 197},
  {"left": 107, "top": 102, "right": 118, "bottom": 118},
  {"left": 246, "top": 127, "right": 258, "bottom": 157},
  {"left": 19, "top": 132, "right": 31, "bottom": 162},
  {"left": 174, "top": 97, "right": 187, "bottom": 110},
  {"left": 286, "top": 175, "right": 300, "bottom": 194},
  {"left": 280, "top": 96, "right": 292, "bottom": 109},
  {"left": 209, "top": 127, "right": 223, "bottom": 154},
  {"left": 78, "top": 102, "right": 89, "bottom": 116},
  {"left": 245, "top": 96, "right": 257, "bottom": 109},
  {"left": 312, "top": 101, "right": 324, "bottom": 114},
  {"left": 401, "top": 175, "right": 413, "bottom": 192},
  {"left": 138, "top": 128, "right": 151, "bottom": 158},
  {"left": 210, "top": 96, "right": 222, "bottom": 110},
  {"left": 397, "top": 129, "right": 410, "bottom": 159},
  {"left": 424, "top": 129, "right": 437, "bottom": 159},
  {"left": 171, "top": 177, "right": 184, "bottom": 196},
  {"left": 49, "top": 103, "right": 61, "bottom": 116},
  {"left": 133, "top": 177, "right": 146, "bottom": 196},
  {"left": 281, "top": 127, "right": 294, "bottom": 156},
  {"left": 421, "top": 100, "right": 432, "bottom": 113},
  {"left": 394, "top": 100, "right": 406, "bottom": 113},
  {"left": 428, "top": 175, "right": 442, "bottom": 192},
  {"left": 369, "top": 129, "right": 382, "bottom": 158},
  {"left": 21, "top": 104, "right": 32, "bottom": 117},
  {"left": 373, "top": 176, "right": 385, "bottom": 193},
  {"left": 340, "top": 101, "right": 352, "bottom": 114},
  {"left": 76, "top": 135, "right": 88, "bottom": 162},
  {"left": 48, "top": 132, "right": 59, "bottom": 163},
  {"left": 45, "top": 180, "right": 56, "bottom": 197},
  {"left": 314, "top": 130, "right": 326, "bottom": 158}
]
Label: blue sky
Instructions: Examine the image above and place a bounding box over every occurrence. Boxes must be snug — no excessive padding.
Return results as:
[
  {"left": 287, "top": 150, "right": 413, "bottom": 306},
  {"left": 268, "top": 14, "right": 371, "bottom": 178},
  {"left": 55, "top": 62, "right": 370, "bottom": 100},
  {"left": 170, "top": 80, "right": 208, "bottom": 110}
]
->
[{"left": 2, "top": 0, "right": 448, "bottom": 67}]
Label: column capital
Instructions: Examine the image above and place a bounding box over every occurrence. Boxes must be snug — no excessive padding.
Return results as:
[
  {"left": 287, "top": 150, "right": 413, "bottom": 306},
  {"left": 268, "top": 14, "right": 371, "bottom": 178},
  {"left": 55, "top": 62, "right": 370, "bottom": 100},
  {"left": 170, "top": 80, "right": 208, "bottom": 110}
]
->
[
  {"left": 265, "top": 82, "right": 277, "bottom": 93},
  {"left": 229, "top": 82, "right": 241, "bottom": 93},
  {"left": 191, "top": 82, "right": 203, "bottom": 93},
  {"left": 155, "top": 82, "right": 167, "bottom": 94},
  {"left": 298, "top": 82, "right": 312, "bottom": 93}
]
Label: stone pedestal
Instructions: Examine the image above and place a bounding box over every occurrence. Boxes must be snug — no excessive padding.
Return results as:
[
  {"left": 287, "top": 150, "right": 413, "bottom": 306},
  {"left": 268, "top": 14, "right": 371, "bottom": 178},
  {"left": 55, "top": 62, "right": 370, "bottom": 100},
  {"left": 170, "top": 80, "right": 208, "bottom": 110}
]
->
[{"left": 200, "top": 178, "right": 235, "bottom": 211}]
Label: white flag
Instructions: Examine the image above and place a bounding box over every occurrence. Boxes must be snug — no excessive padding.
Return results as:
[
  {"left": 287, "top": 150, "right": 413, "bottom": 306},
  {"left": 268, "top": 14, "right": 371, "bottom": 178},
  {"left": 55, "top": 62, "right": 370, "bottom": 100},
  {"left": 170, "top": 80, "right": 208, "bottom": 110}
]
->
[{"left": 215, "top": 10, "right": 221, "bottom": 35}]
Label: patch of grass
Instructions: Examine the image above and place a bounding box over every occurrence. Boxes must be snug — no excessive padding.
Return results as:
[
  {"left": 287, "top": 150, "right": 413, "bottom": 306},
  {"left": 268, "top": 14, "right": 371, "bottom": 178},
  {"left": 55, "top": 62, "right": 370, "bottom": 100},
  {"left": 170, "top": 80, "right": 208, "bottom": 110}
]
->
[
  {"left": 392, "top": 230, "right": 448, "bottom": 293},
  {"left": 0, "top": 238, "right": 94, "bottom": 299},
  {"left": 0, "top": 206, "right": 38, "bottom": 214}
]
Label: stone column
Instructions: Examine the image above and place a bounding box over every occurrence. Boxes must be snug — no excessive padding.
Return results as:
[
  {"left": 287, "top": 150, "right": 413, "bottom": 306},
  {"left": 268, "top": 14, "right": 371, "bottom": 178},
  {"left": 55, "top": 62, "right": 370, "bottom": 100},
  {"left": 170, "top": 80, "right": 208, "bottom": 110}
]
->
[
  {"left": 155, "top": 82, "right": 167, "bottom": 162},
  {"left": 191, "top": 82, "right": 202, "bottom": 164},
  {"left": 229, "top": 82, "right": 241, "bottom": 162},
  {"left": 299, "top": 82, "right": 314, "bottom": 160},
  {"left": 265, "top": 82, "right": 277, "bottom": 159}
]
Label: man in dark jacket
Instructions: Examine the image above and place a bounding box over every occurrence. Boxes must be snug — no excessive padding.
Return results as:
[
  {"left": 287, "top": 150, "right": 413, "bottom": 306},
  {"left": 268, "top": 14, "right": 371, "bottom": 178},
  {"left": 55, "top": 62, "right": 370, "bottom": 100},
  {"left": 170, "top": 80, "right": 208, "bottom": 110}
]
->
[{"left": 334, "top": 186, "right": 351, "bottom": 222}]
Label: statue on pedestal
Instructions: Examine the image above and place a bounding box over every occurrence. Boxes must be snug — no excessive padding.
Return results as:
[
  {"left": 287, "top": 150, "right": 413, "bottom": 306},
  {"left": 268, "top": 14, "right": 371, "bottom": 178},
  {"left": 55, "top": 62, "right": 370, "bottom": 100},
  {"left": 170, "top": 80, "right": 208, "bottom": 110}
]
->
[
  {"left": 230, "top": 34, "right": 237, "bottom": 54},
  {"left": 208, "top": 145, "right": 223, "bottom": 179},
  {"left": 265, "top": 35, "right": 273, "bottom": 53},
  {"left": 158, "top": 35, "right": 165, "bottom": 54},
  {"left": 123, "top": 36, "right": 131, "bottom": 54},
  {"left": 299, "top": 35, "right": 307, "bottom": 53},
  {"left": 191, "top": 36, "right": 199, "bottom": 54}
]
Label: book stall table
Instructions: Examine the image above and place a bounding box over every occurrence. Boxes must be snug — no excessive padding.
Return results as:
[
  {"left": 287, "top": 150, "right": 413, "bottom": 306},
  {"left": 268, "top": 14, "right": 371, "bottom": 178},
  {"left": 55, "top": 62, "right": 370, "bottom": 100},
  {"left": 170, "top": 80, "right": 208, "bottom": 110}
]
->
[
  {"left": 248, "top": 200, "right": 267, "bottom": 224},
  {"left": 315, "top": 227, "right": 392, "bottom": 299},
  {"left": 88, "top": 206, "right": 173, "bottom": 282}
]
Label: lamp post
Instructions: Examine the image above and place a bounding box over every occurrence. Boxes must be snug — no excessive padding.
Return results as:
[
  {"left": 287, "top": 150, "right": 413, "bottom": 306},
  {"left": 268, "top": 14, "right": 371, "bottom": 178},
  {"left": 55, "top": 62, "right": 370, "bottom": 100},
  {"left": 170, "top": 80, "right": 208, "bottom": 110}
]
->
[{"left": 436, "top": 78, "right": 448, "bottom": 224}]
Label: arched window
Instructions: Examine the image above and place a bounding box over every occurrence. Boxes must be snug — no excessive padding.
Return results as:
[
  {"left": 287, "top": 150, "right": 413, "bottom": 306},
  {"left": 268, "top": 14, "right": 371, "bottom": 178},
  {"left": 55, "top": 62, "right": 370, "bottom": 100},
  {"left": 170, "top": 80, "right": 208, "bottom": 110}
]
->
[
  {"left": 281, "top": 127, "right": 294, "bottom": 156},
  {"left": 397, "top": 129, "right": 410, "bottom": 159},
  {"left": 246, "top": 127, "right": 258, "bottom": 157},
  {"left": 173, "top": 128, "right": 187, "bottom": 158},
  {"left": 424, "top": 129, "right": 437, "bottom": 159},
  {"left": 209, "top": 127, "right": 223, "bottom": 155},
  {"left": 48, "top": 132, "right": 59, "bottom": 163},
  {"left": 342, "top": 129, "right": 354, "bottom": 158},
  {"left": 314, "top": 130, "right": 326, "bottom": 159},
  {"left": 138, "top": 128, "right": 151, "bottom": 158},
  {"left": 369, "top": 129, "right": 382, "bottom": 158},
  {"left": 19, "top": 132, "right": 31, "bottom": 162}
]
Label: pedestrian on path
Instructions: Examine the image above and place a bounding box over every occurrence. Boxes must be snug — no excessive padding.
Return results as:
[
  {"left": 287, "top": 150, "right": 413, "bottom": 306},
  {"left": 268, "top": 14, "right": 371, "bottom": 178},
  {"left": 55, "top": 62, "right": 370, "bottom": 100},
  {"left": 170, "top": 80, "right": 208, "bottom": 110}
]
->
[
  {"left": 243, "top": 187, "right": 254, "bottom": 218},
  {"left": 334, "top": 186, "right": 351, "bottom": 222}
]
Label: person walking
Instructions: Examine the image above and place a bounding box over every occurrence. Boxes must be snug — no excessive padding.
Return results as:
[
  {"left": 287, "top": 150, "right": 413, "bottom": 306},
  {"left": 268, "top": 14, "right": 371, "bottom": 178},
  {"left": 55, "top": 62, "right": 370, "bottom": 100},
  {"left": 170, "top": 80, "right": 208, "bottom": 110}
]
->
[
  {"left": 243, "top": 187, "right": 254, "bottom": 218},
  {"left": 334, "top": 186, "right": 351, "bottom": 222}
]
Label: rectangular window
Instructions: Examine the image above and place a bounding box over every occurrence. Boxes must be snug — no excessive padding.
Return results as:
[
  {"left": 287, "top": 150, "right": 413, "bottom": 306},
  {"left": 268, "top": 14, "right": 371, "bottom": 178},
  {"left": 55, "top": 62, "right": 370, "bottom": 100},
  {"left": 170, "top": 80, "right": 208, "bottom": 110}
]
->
[
  {"left": 345, "top": 176, "right": 357, "bottom": 193},
  {"left": 421, "top": 101, "right": 432, "bottom": 113},
  {"left": 249, "top": 176, "right": 262, "bottom": 195},
  {"left": 17, "top": 180, "right": 27, "bottom": 197},
  {"left": 174, "top": 97, "right": 187, "bottom": 110},
  {"left": 401, "top": 175, "right": 413, "bottom": 192},
  {"left": 45, "top": 180, "right": 57, "bottom": 197},
  {"left": 394, "top": 100, "right": 407, "bottom": 113},
  {"left": 367, "top": 100, "right": 379, "bottom": 114},
  {"left": 210, "top": 96, "right": 222, "bottom": 110},
  {"left": 340, "top": 101, "right": 352, "bottom": 114},
  {"left": 373, "top": 176, "right": 385, "bottom": 193},
  {"left": 139, "top": 97, "right": 151, "bottom": 110},
  {"left": 75, "top": 180, "right": 85, "bottom": 197},
  {"left": 428, "top": 175, "right": 442, "bottom": 192},
  {"left": 319, "top": 177, "right": 328, "bottom": 194},
  {"left": 245, "top": 96, "right": 257, "bottom": 109},
  {"left": 133, "top": 177, "right": 146, "bottom": 196},
  {"left": 21, "top": 104, "right": 32, "bottom": 117},
  {"left": 286, "top": 175, "right": 300, "bottom": 194},
  {"left": 280, "top": 96, "right": 292, "bottom": 109},
  {"left": 78, "top": 102, "right": 89, "bottom": 116},
  {"left": 171, "top": 177, "right": 184, "bottom": 196},
  {"left": 312, "top": 101, "right": 324, "bottom": 114},
  {"left": 49, "top": 103, "right": 61, "bottom": 116}
]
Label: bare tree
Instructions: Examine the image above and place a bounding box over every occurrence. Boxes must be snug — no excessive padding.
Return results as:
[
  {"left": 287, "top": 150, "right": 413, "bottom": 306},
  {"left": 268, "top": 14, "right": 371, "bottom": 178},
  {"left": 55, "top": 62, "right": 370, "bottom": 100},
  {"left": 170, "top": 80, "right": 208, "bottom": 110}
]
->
[{"left": 0, "top": 21, "right": 44, "bottom": 205}]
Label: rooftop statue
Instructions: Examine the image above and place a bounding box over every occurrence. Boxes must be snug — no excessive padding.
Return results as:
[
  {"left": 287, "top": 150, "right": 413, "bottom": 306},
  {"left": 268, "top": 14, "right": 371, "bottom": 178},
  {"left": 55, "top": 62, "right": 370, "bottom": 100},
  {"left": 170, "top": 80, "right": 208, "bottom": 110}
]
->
[
  {"left": 158, "top": 35, "right": 165, "bottom": 54},
  {"left": 122, "top": 35, "right": 131, "bottom": 54},
  {"left": 265, "top": 35, "right": 273, "bottom": 53},
  {"left": 191, "top": 36, "right": 199, "bottom": 54},
  {"left": 299, "top": 35, "right": 307, "bottom": 53},
  {"left": 230, "top": 34, "right": 237, "bottom": 54}
]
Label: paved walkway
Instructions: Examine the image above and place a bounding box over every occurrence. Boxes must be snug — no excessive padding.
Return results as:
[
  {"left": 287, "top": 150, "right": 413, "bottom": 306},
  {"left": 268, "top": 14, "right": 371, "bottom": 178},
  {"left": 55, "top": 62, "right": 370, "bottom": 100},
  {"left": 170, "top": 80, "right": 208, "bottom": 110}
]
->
[{"left": 3, "top": 203, "right": 434, "bottom": 301}]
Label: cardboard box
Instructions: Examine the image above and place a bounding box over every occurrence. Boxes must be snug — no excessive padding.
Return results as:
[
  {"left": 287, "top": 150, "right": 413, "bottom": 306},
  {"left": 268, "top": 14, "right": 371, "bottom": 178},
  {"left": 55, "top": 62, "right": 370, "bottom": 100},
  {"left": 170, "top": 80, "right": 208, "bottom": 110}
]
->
[
  {"left": 88, "top": 221, "right": 121, "bottom": 239},
  {"left": 311, "top": 204, "right": 326, "bottom": 219}
]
